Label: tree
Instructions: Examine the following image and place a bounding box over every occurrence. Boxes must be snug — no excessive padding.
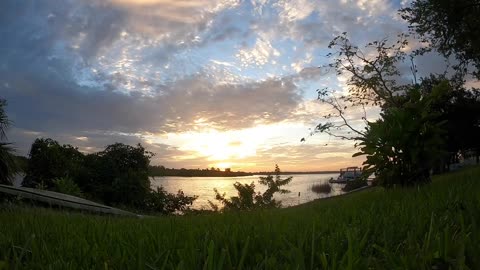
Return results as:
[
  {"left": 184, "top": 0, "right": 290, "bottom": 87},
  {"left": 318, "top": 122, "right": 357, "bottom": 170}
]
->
[
  {"left": 312, "top": 33, "right": 411, "bottom": 142},
  {"left": 312, "top": 34, "right": 455, "bottom": 186},
  {"left": 257, "top": 164, "right": 292, "bottom": 207},
  {"left": 78, "top": 143, "right": 153, "bottom": 207},
  {"left": 401, "top": 0, "right": 480, "bottom": 78},
  {"left": 0, "top": 99, "right": 18, "bottom": 185},
  {"left": 23, "top": 138, "right": 84, "bottom": 188},
  {"left": 22, "top": 138, "right": 196, "bottom": 213},
  {"left": 419, "top": 74, "right": 480, "bottom": 168},
  {"left": 354, "top": 82, "right": 450, "bottom": 187},
  {"left": 212, "top": 165, "right": 292, "bottom": 210}
]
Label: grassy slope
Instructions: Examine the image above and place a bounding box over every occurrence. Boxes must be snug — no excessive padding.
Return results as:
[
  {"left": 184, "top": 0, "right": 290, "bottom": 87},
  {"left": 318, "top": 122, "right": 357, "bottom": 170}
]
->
[{"left": 0, "top": 166, "right": 479, "bottom": 269}]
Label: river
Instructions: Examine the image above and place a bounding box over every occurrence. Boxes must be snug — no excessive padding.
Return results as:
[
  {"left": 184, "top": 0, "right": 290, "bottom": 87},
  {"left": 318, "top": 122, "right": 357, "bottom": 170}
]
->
[{"left": 151, "top": 173, "right": 343, "bottom": 210}]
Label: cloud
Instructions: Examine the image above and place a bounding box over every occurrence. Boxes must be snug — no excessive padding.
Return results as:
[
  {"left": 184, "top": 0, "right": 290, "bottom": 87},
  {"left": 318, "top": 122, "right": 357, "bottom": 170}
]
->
[
  {"left": 3, "top": 73, "right": 303, "bottom": 133},
  {"left": 236, "top": 34, "right": 281, "bottom": 67},
  {"left": 232, "top": 141, "right": 365, "bottom": 171},
  {"left": 2, "top": 0, "right": 446, "bottom": 171},
  {"left": 253, "top": 0, "right": 405, "bottom": 50}
]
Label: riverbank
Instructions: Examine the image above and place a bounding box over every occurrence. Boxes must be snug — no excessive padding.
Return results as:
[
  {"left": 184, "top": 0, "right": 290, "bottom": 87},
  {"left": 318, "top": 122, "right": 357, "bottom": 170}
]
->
[
  {"left": 149, "top": 170, "right": 340, "bottom": 177},
  {"left": 1, "top": 166, "right": 479, "bottom": 269}
]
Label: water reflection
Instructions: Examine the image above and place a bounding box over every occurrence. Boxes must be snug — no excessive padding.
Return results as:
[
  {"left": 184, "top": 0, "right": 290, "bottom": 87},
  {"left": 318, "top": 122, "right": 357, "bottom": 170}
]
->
[{"left": 151, "top": 173, "right": 342, "bottom": 209}]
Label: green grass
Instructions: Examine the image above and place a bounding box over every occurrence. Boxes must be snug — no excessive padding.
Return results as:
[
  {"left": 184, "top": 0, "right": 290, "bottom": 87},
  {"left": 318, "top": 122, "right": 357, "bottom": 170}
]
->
[{"left": 1, "top": 166, "right": 480, "bottom": 269}]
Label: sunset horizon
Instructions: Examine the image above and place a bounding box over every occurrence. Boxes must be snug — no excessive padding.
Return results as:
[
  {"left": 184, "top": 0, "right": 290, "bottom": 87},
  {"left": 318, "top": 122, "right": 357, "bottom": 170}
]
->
[{"left": 0, "top": 0, "right": 452, "bottom": 172}]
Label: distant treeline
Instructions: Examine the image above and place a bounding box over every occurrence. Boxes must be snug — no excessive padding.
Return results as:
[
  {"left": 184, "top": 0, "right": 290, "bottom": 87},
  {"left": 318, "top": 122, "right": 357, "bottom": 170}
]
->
[
  {"left": 149, "top": 166, "right": 253, "bottom": 177},
  {"left": 149, "top": 165, "right": 339, "bottom": 177}
]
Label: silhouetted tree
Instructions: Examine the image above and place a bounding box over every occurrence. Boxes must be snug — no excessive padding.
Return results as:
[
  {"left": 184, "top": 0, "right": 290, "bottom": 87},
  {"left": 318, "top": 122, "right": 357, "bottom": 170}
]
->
[
  {"left": 23, "top": 138, "right": 84, "bottom": 188},
  {"left": 354, "top": 82, "right": 450, "bottom": 186},
  {"left": 212, "top": 165, "right": 292, "bottom": 210},
  {"left": 144, "top": 187, "right": 197, "bottom": 215},
  {"left": 0, "top": 99, "right": 17, "bottom": 185},
  {"left": 78, "top": 143, "right": 152, "bottom": 207},
  {"left": 21, "top": 138, "right": 196, "bottom": 213},
  {"left": 401, "top": 0, "right": 480, "bottom": 78},
  {"left": 419, "top": 74, "right": 480, "bottom": 168},
  {"left": 312, "top": 34, "right": 453, "bottom": 186}
]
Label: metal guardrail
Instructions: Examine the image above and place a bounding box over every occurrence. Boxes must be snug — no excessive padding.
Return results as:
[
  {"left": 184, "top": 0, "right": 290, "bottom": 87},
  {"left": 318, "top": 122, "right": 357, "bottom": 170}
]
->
[{"left": 0, "top": 184, "right": 140, "bottom": 217}]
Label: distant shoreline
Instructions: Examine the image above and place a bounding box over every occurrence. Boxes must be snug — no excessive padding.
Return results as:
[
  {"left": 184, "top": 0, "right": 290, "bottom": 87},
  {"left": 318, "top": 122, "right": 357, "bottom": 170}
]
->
[{"left": 150, "top": 171, "right": 340, "bottom": 177}]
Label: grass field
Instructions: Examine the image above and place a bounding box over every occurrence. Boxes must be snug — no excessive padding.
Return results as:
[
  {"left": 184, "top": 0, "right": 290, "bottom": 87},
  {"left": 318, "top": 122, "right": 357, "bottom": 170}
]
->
[{"left": 0, "top": 166, "right": 479, "bottom": 269}]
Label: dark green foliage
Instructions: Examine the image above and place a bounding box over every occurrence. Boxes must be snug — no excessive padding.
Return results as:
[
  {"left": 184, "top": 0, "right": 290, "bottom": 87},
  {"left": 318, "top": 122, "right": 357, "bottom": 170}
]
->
[
  {"left": 13, "top": 156, "right": 28, "bottom": 173},
  {"left": 214, "top": 182, "right": 259, "bottom": 210},
  {"left": 213, "top": 165, "right": 292, "bottom": 210},
  {"left": 23, "top": 139, "right": 196, "bottom": 213},
  {"left": 149, "top": 165, "right": 252, "bottom": 177},
  {"left": 401, "top": 0, "right": 480, "bottom": 77},
  {"left": 23, "top": 138, "right": 84, "bottom": 188},
  {"left": 419, "top": 75, "right": 480, "bottom": 169},
  {"left": 311, "top": 183, "right": 332, "bottom": 194},
  {"left": 0, "top": 99, "right": 17, "bottom": 185},
  {"left": 52, "top": 177, "right": 83, "bottom": 198},
  {"left": 398, "top": 0, "right": 480, "bottom": 167},
  {"left": 354, "top": 82, "right": 450, "bottom": 186},
  {"left": 0, "top": 143, "right": 17, "bottom": 185},
  {"left": 316, "top": 33, "right": 480, "bottom": 186},
  {"left": 82, "top": 143, "right": 152, "bottom": 207},
  {"left": 341, "top": 179, "right": 367, "bottom": 192},
  {"left": 0, "top": 99, "right": 9, "bottom": 141},
  {"left": 257, "top": 165, "right": 293, "bottom": 206},
  {"left": 0, "top": 166, "right": 479, "bottom": 269},
  {"left": 144, "top": 187, "right": 197, "bottom": 215}
]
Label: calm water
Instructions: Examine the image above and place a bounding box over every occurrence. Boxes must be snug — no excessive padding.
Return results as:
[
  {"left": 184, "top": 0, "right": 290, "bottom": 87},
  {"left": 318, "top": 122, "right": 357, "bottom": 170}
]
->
[{"left": 151, "top": 173, "right": 343, "bottom": 209}]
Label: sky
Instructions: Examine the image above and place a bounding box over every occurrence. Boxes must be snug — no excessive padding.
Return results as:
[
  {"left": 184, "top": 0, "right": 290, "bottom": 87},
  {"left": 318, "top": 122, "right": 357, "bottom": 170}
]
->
[{"left": 0, "top": 0, "right": 429, "bottom": 171}]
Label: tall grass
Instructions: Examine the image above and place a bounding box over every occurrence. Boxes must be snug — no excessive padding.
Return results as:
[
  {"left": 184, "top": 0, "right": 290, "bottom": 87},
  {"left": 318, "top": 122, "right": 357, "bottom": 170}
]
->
[
  {"left": 0, "top": 166, "right": 479, "bottom": 269},
  {"left": 311, "top": 183, "right": 332, "bottom": 194}
]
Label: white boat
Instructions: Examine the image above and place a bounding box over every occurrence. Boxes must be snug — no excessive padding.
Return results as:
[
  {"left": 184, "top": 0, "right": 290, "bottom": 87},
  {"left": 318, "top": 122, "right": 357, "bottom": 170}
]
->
[{"left": 329, "top": 167, "right": 362, "bottom": 183}]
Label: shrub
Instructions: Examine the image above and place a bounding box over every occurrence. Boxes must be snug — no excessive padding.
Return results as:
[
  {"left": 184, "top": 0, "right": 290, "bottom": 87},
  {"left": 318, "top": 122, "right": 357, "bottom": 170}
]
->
[
  {"left": 311, "top": 183, "right": 332, "bottom": 194},
  {"left": 212, "top": 165, "right": 292, "bottom": 211},
  {"left": 0, "top": 99, "right": 18, "bottom": 185},
  {"left": 0, "top": 143, "right": 17, "bottom": 185},
  {"left": 52, "top": 177, "right": 83, "bottom": 198},
  {"left": 143, "top": 187, "right": 197, "bottom": 215},
  {"left": 342, "top": 179, "right": 368, "bottom": 192}
]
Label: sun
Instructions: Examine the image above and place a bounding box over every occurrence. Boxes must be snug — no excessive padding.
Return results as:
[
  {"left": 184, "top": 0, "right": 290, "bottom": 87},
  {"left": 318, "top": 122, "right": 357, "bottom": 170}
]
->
[
  {"left": 215, "top": 162, "right": 232, "bottom": 170},
  {"left": 168, "top": 129, "right": 260, "bottom": 161},
  {"left": 147, "top": 123, "right": 306, "bottom": 168}
]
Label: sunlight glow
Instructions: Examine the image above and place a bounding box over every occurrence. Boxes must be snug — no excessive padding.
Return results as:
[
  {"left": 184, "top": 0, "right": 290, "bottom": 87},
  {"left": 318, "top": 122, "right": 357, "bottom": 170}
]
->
[
  {"left": 215, "top": 162, "right": 232, "bottom": 170},
  {"left": 145, "top": 122, "right": 312, "bottom": 166}
]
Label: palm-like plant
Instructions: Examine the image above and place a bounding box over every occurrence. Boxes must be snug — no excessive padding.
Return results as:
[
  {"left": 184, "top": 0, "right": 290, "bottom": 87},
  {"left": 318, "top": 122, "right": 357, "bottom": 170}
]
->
[{"left": 0, "top": 99, "right": 17, "bottom": 185}]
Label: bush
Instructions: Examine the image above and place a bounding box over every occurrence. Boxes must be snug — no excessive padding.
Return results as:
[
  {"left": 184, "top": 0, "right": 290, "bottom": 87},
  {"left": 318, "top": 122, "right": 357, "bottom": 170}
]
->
[
  {"left": 0, "top": 99, "right": 18, "bottom": 185},
  {"left": 311, "top": 183, "right": 332, "bottom": 194},
  {"left": 212, "top": 165, "right": 292, "bottom": 211},
  {"left": 52, "top": 177, "right": 83, "bottom": 198},
  {"left": 143, "top": 187, "right": 197, "bottom": 215},
  {"left": 0, "top": 143, "right": 17, "bottom": 185},
  {"left": 342, "top": 179, "right": 368, "bottom": 192}
]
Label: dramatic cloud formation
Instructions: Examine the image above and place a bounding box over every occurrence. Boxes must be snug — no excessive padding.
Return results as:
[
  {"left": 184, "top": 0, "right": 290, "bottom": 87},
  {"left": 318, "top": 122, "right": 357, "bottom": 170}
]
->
[{"left": 1, "top": 0, "right": 436, "bottom": 171}]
